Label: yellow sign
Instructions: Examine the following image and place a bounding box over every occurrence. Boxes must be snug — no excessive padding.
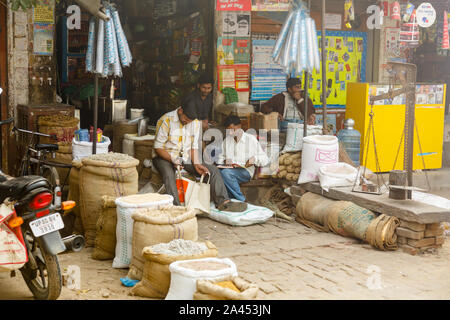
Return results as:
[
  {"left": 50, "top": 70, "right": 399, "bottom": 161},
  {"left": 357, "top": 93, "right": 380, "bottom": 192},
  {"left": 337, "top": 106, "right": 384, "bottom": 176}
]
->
[{"left": 34, "top": 0, "right": 54, "bottom": 24}]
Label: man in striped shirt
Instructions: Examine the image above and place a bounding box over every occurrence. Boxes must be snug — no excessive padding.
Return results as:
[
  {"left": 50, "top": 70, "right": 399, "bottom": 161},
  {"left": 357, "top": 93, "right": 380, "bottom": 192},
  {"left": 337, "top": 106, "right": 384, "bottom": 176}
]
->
[{"left": 153, "top": 103, "right": 247, "bottom": 212}]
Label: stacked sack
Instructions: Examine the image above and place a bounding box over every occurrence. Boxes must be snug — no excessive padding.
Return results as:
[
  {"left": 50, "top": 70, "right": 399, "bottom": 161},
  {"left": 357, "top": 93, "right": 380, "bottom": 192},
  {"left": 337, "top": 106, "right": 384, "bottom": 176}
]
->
[
  {"left": 274, "top": 152, "right": 302, "bottom": 182},
  {"left": 79, "top": 153, "right": 139, "bottom": 247}
]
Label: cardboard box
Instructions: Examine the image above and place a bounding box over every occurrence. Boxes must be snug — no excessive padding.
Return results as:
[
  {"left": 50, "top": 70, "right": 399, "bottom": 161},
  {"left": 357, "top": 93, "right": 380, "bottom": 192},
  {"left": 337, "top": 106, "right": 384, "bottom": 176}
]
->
[{"left": 250, "top": 112, "right": 279, "bottom": 131}]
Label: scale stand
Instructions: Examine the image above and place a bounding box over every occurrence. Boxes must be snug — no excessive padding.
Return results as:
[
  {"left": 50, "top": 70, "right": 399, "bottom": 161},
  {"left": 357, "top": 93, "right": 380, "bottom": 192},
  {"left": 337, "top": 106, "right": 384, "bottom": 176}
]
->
[{"left": 352, "top": 62, "right": 419, "bottom": 197}]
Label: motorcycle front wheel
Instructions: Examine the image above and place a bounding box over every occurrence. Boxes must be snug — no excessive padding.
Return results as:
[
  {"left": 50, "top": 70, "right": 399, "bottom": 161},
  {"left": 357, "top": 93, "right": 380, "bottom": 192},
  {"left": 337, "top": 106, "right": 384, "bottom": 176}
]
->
[{"left": 20, "top": 231, "right": 62, "bottom": 300}]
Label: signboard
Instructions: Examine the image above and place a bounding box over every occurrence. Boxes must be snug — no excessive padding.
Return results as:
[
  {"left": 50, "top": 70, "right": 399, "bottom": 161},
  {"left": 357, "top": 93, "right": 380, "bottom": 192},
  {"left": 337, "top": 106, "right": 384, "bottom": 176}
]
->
[
  {"left": 251, "top": 0, "right": 290, "bottom": 11},
  {"left": 218, "top": 65, "right": 250, "bottom": 92},
  {"left": 33, "top": 0, "right": 55, "bottom": 24},
  {"left": 325, "top": 13, "right": 342, "bottom": 30},
  {"left": 217, "top": 37, "right": 251, "bottom": 65},
  {"left": 33, "top": 23, "right": 54, "bottom": 56},
  {"left": 416, "top": 2, "right": 436, "bottom": 28},
  {"left": 216, "top": 0, "right": 251, "bottom": 11}
]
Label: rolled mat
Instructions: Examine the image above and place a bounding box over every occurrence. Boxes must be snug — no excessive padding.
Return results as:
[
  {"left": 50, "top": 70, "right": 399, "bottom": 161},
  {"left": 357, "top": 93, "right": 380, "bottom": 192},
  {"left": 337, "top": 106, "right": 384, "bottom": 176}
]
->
[{"left": 366, "top": 214, "right": 400, "bottom": 251}]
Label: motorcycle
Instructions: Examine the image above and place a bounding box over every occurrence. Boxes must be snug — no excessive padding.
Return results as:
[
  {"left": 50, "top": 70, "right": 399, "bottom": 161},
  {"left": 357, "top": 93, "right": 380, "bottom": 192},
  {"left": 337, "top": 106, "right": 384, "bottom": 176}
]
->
[{"left": 0, "top": 117, "right": 80, "bottom": 300}]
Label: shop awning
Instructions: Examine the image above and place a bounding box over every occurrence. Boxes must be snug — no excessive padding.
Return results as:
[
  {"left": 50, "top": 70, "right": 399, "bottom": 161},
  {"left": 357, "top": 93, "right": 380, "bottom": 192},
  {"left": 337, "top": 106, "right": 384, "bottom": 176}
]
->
[{"left": 74, "top": 0, "right": 109, "bottom": 21}]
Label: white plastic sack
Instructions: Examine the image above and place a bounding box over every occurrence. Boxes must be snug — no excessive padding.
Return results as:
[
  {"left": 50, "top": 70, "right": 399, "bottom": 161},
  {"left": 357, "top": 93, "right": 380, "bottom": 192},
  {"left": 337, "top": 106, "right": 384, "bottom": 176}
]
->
[
  {"left": 72, "top": 136, "right": 111, "bottom": 161},
  {"left": 112, "top": 194, "right": 174, "bottom": 269},
  {"left": 298, "top": 135, "right": 339, "bottom": 184},
  {"left": 123, "top": 134, "right": 155, "bottom": 157},
  {"left": 282, "top": 123, "right": 322, "bottom": 153},
  {"left": 0, "top": 204, "right": 27, "bottom": 272},
  {"left": 318, "top": 163, "right": 358, "bottom": 192},
  {"left": 165, "top": 258, "right": 238, "bottom": 300},
  {"left": 208, "top": 200, "right": 274, "bottom": 227}
]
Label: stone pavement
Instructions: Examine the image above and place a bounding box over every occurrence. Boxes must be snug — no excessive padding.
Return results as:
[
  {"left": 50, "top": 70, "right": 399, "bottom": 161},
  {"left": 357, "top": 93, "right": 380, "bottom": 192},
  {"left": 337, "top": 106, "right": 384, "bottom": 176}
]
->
[
  {"left": 197, "top": 215, "right": 450, "bottom": 300},
  {"left": 0, "top": 211, "right": 449, "bottom": 300}
]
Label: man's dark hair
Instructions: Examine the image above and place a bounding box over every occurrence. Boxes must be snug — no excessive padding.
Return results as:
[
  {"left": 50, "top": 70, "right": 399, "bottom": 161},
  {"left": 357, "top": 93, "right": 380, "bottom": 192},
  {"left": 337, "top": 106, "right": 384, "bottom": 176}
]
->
[
  {"left": 224, "top": 115, "right": 241, "bottom": 128},
  {"left": 198, "top": 73, "right": 214, "bottom": 85},
  {"left": 181, "top": 98, "right": 198, "bottom": 120},
  {"left": 286, "top": 77, "right": 302, "bottom": 89}
]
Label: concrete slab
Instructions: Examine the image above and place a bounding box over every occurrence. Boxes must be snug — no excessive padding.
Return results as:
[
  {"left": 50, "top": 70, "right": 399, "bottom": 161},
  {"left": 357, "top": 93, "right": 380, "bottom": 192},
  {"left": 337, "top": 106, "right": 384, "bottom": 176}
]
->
[{"left": 300, "top": 182, "right": 450, "bottom": 224}]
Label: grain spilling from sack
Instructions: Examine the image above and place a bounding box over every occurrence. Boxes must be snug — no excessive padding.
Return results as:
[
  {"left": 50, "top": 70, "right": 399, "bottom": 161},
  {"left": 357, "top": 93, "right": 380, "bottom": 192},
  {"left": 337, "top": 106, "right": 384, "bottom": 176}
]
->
[
  {"left": 79, "top": 153, "right": 139, "bottom": 247},
  {"left": 130, "top": 241, "right": 218, "bottom": 299},
  {"left": 92, "top": 196, "right": 117, "bottom": 261},
  {"left": 126, "top": 206, "right": 197, "bottom": 280}
]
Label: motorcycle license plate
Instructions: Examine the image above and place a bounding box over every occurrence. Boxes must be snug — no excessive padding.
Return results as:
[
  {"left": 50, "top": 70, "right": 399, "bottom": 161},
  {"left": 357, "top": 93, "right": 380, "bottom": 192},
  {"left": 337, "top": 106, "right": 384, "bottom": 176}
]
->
[{"left": 29, "top": 213, "right": 64, "bottom": 237}]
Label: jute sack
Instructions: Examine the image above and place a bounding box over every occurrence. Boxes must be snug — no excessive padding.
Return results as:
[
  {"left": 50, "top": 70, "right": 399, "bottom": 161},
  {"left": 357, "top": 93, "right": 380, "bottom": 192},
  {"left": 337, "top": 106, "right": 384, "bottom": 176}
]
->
[
  {"left": 53, "top": 143, "right": 73, "bottom": 184},
  {"left": 79, "top": 154, "right": 139, "bottom": 247},
  {"left": 92, "top": 196, "right": 117, "bottom": 260},
  {"left": 326, "top": 201, "right": 377, "bottom": 240},
  {"left": 68, "top": 160, "right": 83, "bottom": 235},
  {"left": 127, "top": 206, "right": 198, "bottom": 280},
  {"left": 295, "top": 192, "right": 336, "bottom": 232},
  {"left": 131, "top": 241, "right": 217, "bottom": 299},
  {"left": 194, "top": 276, "right": 259, "bottom": 300},
  {"left": 134, "top": 139, "right": 154, "bottom": 176},
  {"left": 38, "top": 115, "right": 79, "bottom": 144},
  {"left": 113, "top": 120, "right": 138, "bottom": 153},
  {"left": 365, "top": 214, "right": 400, "bottom": 251}
]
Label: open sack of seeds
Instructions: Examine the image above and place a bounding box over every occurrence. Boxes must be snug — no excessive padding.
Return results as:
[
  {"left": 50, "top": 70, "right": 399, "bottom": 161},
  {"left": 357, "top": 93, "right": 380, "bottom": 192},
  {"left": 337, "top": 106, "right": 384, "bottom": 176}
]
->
[
  {"left": 194, "top": 276, "right": 259, "bottom": 300},
  {"left": 131, "top": 240, "right": 218, "bottom": 299},
  {"left": 125, "top": 205, "right": 198, "bottom": 279},
  {"left": 165, "top": 258, "right": 238, "bottom": 300},
  {"left": 296, "top": 192, "right": 400, "bottom": 250}
]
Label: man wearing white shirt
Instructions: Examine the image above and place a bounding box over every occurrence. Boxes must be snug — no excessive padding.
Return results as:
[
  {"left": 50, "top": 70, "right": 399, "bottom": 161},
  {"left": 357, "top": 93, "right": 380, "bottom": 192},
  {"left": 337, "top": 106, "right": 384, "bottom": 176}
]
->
[
  {"left": 153, "top": 104, "right": 247, "bottom": 212},
  {"left": 218, "top": 115, "right": 270, "bottom": 202}
]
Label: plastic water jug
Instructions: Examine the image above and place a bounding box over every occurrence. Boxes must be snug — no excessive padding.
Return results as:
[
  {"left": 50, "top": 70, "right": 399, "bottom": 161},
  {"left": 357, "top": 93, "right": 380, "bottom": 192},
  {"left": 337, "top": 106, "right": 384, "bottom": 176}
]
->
[{"left": 337, "top": 119, "right": 361, "bottom": 166}]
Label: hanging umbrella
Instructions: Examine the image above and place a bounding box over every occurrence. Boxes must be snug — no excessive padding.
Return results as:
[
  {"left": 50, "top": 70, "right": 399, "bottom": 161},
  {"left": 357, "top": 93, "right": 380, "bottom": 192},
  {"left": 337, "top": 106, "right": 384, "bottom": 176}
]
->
[{"left": 85, "top": 2, "right": 133, "bottom": 154}]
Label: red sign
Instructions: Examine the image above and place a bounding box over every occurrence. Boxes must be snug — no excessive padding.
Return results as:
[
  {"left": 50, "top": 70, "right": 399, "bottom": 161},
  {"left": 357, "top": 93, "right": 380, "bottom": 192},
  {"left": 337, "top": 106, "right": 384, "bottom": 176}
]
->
[{"left": 216, "top": 0, "right": 251, "bottom": 11}]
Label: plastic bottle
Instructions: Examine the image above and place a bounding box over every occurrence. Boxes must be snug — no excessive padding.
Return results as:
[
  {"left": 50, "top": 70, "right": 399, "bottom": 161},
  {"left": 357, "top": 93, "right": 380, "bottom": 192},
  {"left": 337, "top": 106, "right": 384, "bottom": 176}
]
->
[{"left": 337, "top": 119, "right": 361, "bottom": 166}]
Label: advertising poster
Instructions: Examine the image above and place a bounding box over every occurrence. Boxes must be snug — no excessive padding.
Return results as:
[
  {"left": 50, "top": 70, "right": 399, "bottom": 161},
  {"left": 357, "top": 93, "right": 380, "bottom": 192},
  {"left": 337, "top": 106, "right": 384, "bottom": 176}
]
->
[
  {"left": 33, "top": 23, "right": 54, "bottom": 56},
  {"left": 251, "top": 0, "right": 290, "bottom": 11},
  {"left": 217, "top": 0, "right": 251, "bottom": 11},
  {"left": 218, "top": 65, "right": 250, "bottom": 92},
  {"left": 33, "top": 0, "right": 55, "bottom": 24},
  {"left": 217, "top": 37, "right": 251, "bottom": 65},
  {"left": 223, "top": 12, "right": 250, "bottom": 37}
]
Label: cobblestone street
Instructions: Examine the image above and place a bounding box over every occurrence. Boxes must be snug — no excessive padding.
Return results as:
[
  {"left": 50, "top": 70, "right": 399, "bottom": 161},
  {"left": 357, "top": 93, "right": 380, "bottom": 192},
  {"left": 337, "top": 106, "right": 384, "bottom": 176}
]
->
[{"left": 1, "top": 214, "right": 449, "bottom": 300}]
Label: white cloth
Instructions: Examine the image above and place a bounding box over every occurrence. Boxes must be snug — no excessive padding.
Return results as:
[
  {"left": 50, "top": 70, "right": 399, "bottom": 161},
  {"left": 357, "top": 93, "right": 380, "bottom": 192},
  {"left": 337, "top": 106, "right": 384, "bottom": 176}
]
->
[
  {"left": 153, "top": 108, "right": 202, "bottom": 163},
  {"left": 283, "top": 92, "right": 304, "bottom": 120},
  {"left": 218, "top": 132, "right": 269, "bottom": 177}
]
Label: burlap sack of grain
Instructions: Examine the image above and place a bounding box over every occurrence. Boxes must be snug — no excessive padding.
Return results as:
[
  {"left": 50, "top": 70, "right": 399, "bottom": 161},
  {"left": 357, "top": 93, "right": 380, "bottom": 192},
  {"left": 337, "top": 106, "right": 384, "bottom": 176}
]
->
[
  {"left": 38, "top": 115, "right": 79, "bottom": 144},
  {"left": 92, "top": 196, "right": 117, "bottom": 260},
  {"left": 68, "top": 160, "right": 83, "bottom": 235},
  {"left": 53, "top": 142, "right": 73, "bottom": 184},
  {"left": 127, "top": 206, "right": 198, "bottom": 280},
  {"left": 134, "top": 139, "right": 154, "bottom": 176},
  {"left": 79, "top": 153, "right": 139, "bottom": 247},
  {"left": 295, "top": 192, "right": 337, "bottom": 232},
  {"left": 131, "top": 241, "right": 217, "bottom": 299},
  {"left": 113, "top": 120, "right": 138, "bottom": 153},
  {"left": 194, "top": 276, "right": 259, "bottom": 300},
  {"left": 326, "top": 202, "right": 378, "bottom": 240}
]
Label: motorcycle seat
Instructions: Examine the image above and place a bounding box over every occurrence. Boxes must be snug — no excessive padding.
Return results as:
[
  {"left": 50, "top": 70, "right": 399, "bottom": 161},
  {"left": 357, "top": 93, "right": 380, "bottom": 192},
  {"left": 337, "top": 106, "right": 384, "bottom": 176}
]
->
[
  {"left": 0, "top": 176, "right": 50, "bottom": 203},
  {"left": 36, "top": 144, "right": 59, "bottom": 152}
]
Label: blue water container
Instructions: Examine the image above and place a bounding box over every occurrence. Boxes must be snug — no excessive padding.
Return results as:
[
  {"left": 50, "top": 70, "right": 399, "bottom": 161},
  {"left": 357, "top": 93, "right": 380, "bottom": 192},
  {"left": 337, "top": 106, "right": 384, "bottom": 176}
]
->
[
  {"left": 337, "top": 119, "right": 361, "bottom": 166},
  {"left": 77, "top": 129, "right": 89, "bottom": 142}
]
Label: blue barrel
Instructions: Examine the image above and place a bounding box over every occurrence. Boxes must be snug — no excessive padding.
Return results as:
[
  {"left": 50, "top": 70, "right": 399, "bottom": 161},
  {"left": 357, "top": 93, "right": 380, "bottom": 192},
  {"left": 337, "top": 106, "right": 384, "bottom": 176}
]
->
[{"left": 337, "top": 119, "right": 361, "bottom": 167}]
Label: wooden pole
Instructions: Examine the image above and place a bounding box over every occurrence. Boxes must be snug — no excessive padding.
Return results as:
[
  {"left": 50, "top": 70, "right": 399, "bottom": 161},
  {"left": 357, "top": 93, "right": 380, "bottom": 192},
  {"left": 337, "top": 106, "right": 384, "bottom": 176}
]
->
[
  {"left": 321, "top": 0, "right": 328, "bottom": 134},
  {"left": 303, "top": 0, "right": 311, "bottom": 138}
]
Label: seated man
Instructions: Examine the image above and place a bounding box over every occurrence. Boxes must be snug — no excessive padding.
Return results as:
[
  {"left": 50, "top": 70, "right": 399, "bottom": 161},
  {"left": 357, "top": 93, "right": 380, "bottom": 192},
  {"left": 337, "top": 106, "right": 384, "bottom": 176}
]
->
[
  {"left": 182, "top": 74, "right": 214, "bottom": 131},
  {"left": 152, "top": 104, "right": 247, "bottom": 212},
  {"left": 217, "top": 115, "right": 269, "bottom": 202},
  {"left": 261, "top": 77, "right": 316, "bottom": 125}
]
